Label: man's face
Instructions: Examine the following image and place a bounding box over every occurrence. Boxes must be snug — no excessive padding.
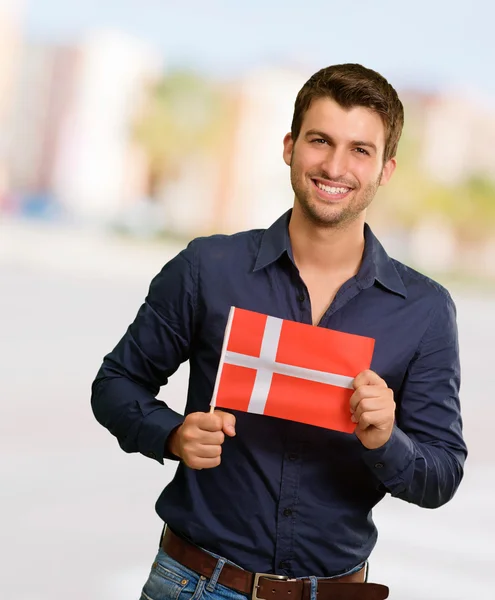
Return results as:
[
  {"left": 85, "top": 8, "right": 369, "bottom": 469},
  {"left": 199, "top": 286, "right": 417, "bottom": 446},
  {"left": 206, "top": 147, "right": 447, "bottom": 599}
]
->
[{"left": 283, "top": 97, "right": 396, "bottom": 228}]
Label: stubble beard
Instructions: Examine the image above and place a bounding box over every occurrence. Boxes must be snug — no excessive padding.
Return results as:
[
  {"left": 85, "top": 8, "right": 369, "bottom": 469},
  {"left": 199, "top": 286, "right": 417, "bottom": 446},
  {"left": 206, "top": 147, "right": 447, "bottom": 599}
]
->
[{"left": 290, "top": 163, "right": 383, "bottom": 229}]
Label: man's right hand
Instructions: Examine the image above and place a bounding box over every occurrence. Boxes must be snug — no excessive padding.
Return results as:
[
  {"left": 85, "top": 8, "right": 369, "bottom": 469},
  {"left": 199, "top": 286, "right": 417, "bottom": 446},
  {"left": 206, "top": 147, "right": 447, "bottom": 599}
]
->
[{"left": 167, "top": 410, "right": 236, "bottom": 470}]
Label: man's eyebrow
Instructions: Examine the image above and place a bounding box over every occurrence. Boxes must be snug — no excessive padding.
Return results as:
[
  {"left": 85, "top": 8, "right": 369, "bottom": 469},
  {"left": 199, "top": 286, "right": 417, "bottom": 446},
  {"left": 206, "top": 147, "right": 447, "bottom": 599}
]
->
[
  {"left": 305, "top": 130, "right": 377, "bottom": 153},
  {"left": 351, "top": 140, "right": 377, "bottom": 153},
  {"left": 305, "top": 129, "right": 333, "bottom": 141}
]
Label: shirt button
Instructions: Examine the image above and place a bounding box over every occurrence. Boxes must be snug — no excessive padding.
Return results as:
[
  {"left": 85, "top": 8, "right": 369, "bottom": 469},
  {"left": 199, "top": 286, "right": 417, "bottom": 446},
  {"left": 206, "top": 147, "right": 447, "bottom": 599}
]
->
[
  {"left": 278, "top": 560, "right": 289, "bottom": 569},
  {"left": 283, "top": 508, "right": 293, "bottom": 517},
  {"left": 374, "top": 462, "right": 384, "bottom": 469},
  {"left": 288, "top": 453, "right": 298, "bottom": 461},
  {"left": 147, "top": 451, "right": 157, "bottom": 459},
  {"left": 298, "top": 293, "right": 305, "bottom": 303}
]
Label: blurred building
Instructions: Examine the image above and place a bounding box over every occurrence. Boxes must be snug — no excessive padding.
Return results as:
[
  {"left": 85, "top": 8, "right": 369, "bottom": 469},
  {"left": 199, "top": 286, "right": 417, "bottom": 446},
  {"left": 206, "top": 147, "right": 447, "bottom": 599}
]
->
[
  {"left": 0, "top": 0, "right": 24, "bottom": 207},
  {"left": 0, "top": 0, "right": 23, "bottom": 128},
  {"left": 51, "top": 30, "right": 163, "bottom": 223},
  {"left": 5, "top": 28, "right": 162, "bottom": 222},
  {"left": 7, "top": 43, "right": 80, "bottom": 201},
  {"left": 421, "top": 94, "right": 495, "bottom": 185},
  {"left": 221, "top": 67, "right": 305, "bottom": 232},
  {"left": 163, "top": 67, "right": 307, "bottom": 237}
]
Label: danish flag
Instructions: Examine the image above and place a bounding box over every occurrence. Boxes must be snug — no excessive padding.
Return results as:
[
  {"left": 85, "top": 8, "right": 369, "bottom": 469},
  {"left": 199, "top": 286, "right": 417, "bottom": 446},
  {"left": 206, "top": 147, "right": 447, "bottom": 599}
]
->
[{"left": 211, "top": 307, "right": 375, "bottom": 432}]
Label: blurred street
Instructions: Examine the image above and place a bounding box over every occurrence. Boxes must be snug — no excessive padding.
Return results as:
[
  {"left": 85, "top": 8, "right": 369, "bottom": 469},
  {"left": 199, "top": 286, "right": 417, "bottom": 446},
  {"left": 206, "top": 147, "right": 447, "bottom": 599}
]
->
[{"left": 1, "top": 219, "right": 493, "bottom": 600}]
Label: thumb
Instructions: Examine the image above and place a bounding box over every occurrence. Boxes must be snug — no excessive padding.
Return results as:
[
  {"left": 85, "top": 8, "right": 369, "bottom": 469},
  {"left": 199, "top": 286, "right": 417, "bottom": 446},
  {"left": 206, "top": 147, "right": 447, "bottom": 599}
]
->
[
  {"left": 216, "top": 410, "right": 236, "bottom": 437},
  {"left": 353, "top": 369, "right": 386, "bottom": 390}
]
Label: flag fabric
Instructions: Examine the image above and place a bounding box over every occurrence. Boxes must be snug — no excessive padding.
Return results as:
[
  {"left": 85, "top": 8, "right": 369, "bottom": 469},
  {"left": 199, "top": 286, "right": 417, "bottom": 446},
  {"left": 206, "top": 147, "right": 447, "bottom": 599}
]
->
[{"left": 211, "top": 307, "right": 375, "bottom": 433}]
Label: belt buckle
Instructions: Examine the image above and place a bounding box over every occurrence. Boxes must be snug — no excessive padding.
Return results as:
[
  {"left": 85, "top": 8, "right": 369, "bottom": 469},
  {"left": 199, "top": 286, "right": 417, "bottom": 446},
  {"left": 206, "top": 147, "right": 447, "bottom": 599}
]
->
[{"left": 252, "top": 573, "right": 289, "bottom": 600}]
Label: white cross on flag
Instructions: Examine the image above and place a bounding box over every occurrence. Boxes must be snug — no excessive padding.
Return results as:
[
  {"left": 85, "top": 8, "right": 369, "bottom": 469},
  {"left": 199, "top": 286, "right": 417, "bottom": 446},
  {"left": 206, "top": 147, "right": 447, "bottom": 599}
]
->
[{"left": 210, "top": 307, "right": 375, "bottom": 432}]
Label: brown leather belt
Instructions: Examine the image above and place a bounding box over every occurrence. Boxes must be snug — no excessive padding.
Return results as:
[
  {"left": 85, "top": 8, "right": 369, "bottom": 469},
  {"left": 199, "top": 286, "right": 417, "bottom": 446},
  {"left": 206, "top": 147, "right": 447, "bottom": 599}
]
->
[{"left": 161, "top": 528, "right": 389, "bottom": 600}]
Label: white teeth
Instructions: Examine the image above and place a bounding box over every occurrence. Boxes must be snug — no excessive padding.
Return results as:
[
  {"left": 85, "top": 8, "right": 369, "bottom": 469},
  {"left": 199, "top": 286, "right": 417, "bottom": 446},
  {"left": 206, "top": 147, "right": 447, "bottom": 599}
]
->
[{"left": 317, "top": 182, "right": 349, "bottom": 194}]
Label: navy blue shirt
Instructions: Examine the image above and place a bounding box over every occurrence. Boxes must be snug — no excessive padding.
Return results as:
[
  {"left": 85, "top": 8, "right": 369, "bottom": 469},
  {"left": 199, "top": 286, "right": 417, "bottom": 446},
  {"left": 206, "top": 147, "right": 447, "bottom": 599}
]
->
[{"left": 91, "top": 210, "right": 466, "bottom": 578}]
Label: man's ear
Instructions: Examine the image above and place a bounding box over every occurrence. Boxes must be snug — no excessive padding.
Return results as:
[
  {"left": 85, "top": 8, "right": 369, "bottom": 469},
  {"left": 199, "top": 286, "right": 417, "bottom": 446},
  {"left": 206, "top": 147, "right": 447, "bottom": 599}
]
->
[
  {"left": 379, "top": 157, "right": 396, "bottom": 186},
  {"left": 283, "top": 132, "right": 294, "bottom": 166}
]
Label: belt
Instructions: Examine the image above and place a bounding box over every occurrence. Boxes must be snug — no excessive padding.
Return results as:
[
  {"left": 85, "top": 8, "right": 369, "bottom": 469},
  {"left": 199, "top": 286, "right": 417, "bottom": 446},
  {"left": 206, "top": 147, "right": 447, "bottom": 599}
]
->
[{"left": 161, "top": 528, "right": 389, "bottom": 600}]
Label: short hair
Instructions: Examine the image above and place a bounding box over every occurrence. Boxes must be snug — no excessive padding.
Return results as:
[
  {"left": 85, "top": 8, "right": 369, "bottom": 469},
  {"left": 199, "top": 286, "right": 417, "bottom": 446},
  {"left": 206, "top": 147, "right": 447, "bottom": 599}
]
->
[{"left": 291, "top": 64, "right": 404, "bottom": 163}]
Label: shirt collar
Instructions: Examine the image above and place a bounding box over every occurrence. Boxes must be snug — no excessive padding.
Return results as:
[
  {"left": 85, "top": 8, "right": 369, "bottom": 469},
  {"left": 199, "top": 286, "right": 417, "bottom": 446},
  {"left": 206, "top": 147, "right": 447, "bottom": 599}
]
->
[
  {"left": 253, "top": 210, "right": 294, "bottom": 271},
  {"left": 359, "top": 224, "right": 407, "bottom": 298},
  {"left": 254, "top": 210, "right": 407, "bottom": 298}
]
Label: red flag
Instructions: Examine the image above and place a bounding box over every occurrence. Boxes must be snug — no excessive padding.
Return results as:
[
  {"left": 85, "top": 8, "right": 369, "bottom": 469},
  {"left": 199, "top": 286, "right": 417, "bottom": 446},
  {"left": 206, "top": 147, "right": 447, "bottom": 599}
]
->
[{"left": 211, "top": 307, "right": 375, "bottom": 433}]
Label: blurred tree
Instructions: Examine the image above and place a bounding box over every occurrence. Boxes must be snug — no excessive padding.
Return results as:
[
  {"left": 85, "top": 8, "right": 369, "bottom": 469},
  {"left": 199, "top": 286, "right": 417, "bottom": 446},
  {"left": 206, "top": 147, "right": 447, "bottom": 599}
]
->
[
  {"left": 132, "top": 70, "right": 231, "bottom": 199},
  {"left": 413, "top": 175, "right": 495, "bottom": 242},
  {"left": 377, "top": 112, "right": 427, "bottom": 229},
  {"left": 378, "top": 104, "right": 495, "bottom": 244},
  {"left": 458, "top": 176, "right": 495, "bottom": 241}
]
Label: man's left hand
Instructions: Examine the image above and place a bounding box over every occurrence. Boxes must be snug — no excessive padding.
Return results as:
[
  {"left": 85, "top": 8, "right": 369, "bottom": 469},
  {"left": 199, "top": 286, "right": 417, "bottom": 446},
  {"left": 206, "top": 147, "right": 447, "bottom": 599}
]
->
[{"left": 350, "top": 370, "right": 395, "bottom": 449}]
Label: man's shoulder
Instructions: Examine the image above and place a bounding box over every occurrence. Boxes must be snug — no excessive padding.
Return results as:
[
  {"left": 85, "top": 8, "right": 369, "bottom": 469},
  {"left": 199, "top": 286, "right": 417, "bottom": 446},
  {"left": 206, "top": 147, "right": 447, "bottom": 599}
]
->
[
  {"left": 193, "top": 227, "right": 265, "bottom": 244},
  {"left": 391, "top": 257, "right": 455, "bottom": 306},
  {"left": 186, "top": 227, "right": 265, "bottom": 258}
]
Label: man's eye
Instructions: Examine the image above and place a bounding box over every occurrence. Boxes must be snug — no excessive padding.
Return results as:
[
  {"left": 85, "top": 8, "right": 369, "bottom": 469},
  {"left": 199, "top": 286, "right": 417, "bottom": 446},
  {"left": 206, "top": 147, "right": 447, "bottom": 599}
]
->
[
  {"left": 354, "top": 147, "right": 370, "bottom": 155},
  {"left": 312, "top": 138, "right": 327, "bottom": 145}
]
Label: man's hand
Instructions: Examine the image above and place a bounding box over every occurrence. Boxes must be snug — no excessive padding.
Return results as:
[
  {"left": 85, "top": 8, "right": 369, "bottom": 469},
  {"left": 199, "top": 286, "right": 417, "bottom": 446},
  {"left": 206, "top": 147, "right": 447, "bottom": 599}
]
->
[
  {"left": 350, "top": 370, "right": 395, "bottom": 449},
  {"left": 167, "top": 410, "right": 236, "bottom": 469}
]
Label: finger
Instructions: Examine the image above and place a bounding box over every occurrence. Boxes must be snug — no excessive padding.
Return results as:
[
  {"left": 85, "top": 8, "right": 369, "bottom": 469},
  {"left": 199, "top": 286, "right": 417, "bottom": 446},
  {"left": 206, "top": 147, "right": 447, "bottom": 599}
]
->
[
  {"left": 352, "top": 390, "right": 395, "bottom": 421},
  {"left": 352, "top": 369, "right": 387, "bottom": 390},
  {"left": 194, "top": 444, "right": 223, "bottom": 459},
  {"left": 216, "top": 410, "right": 236, "bottom": 437},
  {"left": 196, "top": 430, "right": 225, "bottom": 446},
  {"left": 185, "top": 455, "right": 222, "bottom": 470},
  {"left": 197, "top": 412, "right": 224, "bottom": 432},
  {"left": 349, "top": 385, "right": 383, "bottom": 412},
  {"left": 180, "top": 426, "right": 224, "bottom": 450},
  {"left": 351, "top": 398, "right": 381, "bottom": 422},
  {"left": 355, "top": 408, "right": 392, "bottom": 430}
]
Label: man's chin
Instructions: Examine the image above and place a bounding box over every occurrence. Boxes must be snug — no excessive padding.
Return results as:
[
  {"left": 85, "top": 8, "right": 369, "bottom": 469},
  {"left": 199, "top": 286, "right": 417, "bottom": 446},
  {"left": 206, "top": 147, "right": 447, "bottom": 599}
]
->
[{"left": 302, "top": 203, "right": 346, "bottom": 227}]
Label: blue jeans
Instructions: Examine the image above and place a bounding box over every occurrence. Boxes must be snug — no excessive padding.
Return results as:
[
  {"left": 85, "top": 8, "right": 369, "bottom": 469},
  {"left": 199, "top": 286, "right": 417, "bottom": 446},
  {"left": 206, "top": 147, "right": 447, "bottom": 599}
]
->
[{"left": 139, "top": 545, "right": 367, "bottom": 600}]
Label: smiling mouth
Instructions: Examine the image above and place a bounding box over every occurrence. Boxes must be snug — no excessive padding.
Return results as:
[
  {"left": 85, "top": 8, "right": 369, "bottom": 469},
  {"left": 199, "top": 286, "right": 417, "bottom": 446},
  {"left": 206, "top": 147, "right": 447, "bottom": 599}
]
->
[{"left": 312, "top": 179, "right": 353, "bottom": 199}]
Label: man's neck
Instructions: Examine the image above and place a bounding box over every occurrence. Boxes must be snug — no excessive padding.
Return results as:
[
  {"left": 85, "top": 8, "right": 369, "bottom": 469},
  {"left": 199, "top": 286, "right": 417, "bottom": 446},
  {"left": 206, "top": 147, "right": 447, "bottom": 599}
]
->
[{"left": 288, "top": 203, "right": 366, "bottom": 276}]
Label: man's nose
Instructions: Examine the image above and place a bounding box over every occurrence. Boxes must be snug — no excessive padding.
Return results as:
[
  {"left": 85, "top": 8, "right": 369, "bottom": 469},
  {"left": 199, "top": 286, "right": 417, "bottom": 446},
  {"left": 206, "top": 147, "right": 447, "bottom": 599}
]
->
[{"left": 321, "top": 148, "right": 349, "bottom": 180}]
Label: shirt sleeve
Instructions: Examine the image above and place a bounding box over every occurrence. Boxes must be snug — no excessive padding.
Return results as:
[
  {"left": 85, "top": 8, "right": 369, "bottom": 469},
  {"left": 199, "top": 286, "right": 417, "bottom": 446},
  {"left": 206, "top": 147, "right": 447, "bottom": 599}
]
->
[
  {"left": 91, "top": 241, "right": 198, "bottom": 464},
  {"left": 361, "top": 290, "right": 467, "bottom": 508}
]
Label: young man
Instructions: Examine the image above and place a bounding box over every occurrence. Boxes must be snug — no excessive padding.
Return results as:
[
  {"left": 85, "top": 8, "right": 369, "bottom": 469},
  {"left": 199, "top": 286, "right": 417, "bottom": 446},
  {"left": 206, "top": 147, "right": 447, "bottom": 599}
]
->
[{"left": 92, "top": 64, "right": 467, "bottom": 600}]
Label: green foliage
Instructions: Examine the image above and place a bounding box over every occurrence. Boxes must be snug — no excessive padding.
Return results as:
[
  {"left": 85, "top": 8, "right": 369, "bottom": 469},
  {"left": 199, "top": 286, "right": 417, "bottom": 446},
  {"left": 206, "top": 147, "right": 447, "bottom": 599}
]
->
[
  {"left": 379, "top": 116, "right": 495, "bottom": 241},
  {"left": 132, "top": 70, "right": 229, "bottom": 194}
]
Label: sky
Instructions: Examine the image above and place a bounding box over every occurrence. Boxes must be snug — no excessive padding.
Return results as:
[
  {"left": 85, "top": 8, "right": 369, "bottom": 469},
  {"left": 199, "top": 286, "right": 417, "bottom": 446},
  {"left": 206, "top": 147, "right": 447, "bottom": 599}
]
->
[{"left": 17, "top": 0, "right": 495, "bottom": 96}]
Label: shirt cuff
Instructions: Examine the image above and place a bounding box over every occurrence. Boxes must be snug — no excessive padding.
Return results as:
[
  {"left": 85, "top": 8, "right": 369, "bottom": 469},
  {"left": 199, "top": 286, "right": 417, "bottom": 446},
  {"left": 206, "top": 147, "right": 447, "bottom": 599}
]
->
[
  {"left": 137, "top": 407, "right": 184, "bottom": 464},
  {"left": 361, "top": 425, "right": 415, "bottom": 492}
]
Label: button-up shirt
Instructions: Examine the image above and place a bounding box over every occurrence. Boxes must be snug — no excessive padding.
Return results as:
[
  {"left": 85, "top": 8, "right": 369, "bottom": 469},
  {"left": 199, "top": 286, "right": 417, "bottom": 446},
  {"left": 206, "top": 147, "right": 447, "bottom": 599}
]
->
[{"left": 91, "top": 210, "right": 467, "bottom": 578}]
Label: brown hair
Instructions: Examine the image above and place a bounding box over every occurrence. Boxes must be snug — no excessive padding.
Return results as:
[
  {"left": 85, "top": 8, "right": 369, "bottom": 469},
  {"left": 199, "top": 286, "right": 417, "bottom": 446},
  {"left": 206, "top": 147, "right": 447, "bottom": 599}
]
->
[{"left": 291, "top": 64, "right": 404, "bottom": 163}]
